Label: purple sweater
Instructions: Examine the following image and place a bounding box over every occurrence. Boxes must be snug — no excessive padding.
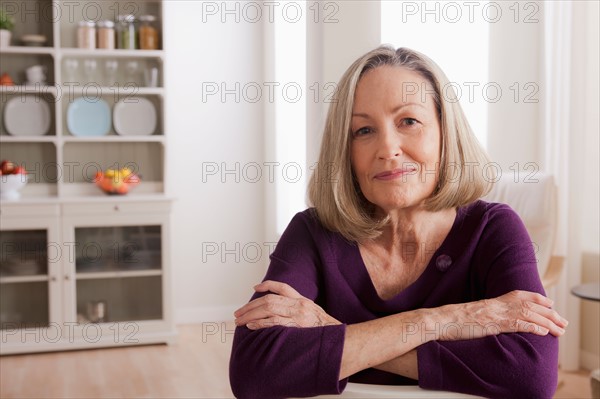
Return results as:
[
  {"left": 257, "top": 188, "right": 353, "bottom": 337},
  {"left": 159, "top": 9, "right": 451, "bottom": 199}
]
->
[{"left": 229, "top": 201, "right": 558, "bottom": 398}]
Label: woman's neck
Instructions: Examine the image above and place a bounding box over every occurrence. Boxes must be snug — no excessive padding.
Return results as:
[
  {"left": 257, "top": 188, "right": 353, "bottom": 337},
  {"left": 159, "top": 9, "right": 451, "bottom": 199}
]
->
[{"left": 372, "top": 206, "right": 457, "bottom": 259}]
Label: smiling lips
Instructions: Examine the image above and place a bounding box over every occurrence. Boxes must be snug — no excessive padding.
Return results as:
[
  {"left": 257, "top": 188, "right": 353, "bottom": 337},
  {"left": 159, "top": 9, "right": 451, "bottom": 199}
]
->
[{"left": 374, "top": 168, "right": 417, "bottom": 180}]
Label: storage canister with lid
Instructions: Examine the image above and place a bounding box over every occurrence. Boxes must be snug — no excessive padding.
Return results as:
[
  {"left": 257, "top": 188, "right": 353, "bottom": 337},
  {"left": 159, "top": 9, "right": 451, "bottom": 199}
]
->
[
  {"left": 97, "top": 20, "right": 115, "bottom": 49},
  {"left": 139, "top": 15, "right": 159, "bottom": 50},
  {"left": 117, "top": 14, "right": 137, "bottom": 49},
  {"left": 77, "top": 20, "right": 96, "bottom": 49}
]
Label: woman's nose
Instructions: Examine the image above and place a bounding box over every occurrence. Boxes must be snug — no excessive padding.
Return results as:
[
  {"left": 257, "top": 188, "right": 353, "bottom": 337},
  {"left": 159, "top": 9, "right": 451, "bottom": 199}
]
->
[{"left": 376, "top": 125, "right": 402, "bottom": 160}]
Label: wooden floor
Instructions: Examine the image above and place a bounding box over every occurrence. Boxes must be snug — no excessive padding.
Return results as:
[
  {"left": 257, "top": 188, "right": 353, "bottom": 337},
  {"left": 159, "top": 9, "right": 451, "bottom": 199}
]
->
[{"left": 0, "top": 323, "right": 595, "bottom": 398}]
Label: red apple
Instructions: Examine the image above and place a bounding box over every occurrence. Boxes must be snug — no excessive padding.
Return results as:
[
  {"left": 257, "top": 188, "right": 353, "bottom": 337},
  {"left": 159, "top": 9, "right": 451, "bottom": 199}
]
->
[
  {"left": 1, "top": 160, "right": 15, "bottom": 175},
  {"left": 13, "top": 166, "right": 27, "bottom": 175}
]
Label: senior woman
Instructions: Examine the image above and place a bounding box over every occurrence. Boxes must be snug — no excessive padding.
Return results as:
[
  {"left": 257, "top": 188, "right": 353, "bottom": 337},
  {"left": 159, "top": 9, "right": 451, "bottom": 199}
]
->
[{"left": 229, "top": 46, "right": 567, "bottom": 399}]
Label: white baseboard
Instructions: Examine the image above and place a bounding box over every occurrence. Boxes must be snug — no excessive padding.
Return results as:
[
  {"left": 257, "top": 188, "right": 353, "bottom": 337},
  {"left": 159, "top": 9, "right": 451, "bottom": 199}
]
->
[
  {"left": 175, "top": 305, "right": 237, "bottom": 324},
  {"left": 581, "top": 350, "right": 600, "bottom": 371}
]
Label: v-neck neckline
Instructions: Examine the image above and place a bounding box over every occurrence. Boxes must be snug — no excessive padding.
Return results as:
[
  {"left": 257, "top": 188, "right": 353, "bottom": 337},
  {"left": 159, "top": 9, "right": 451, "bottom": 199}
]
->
[{"left": 342, "top": 205, "right": 468, "bottom": 312}]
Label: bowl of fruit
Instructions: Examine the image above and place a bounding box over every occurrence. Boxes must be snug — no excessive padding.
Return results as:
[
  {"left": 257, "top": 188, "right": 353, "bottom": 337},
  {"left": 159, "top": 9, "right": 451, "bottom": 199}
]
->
[
  {"left": 0, "top": 160, "right": 28, "bottom": 200},
  {"left": 93, "top": 167, "right": 141, "bottom": 195}
]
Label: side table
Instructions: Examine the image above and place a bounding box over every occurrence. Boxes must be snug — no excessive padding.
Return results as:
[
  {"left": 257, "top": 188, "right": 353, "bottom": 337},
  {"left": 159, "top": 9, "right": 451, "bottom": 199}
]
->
[{"left": 571, "top": 282, "right": 600, "bottom": 398}]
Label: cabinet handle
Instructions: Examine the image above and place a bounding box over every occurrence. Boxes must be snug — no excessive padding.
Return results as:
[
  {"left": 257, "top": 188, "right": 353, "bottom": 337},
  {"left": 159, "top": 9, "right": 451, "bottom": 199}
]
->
[
  {"left": 64, "top": 275, "right": 70, "bottom": 281},
  {"left": 114, "top": 205, "right": 120, "bottom": 211},
  {"left": 51, "top": 276, "right": 57, "bottom": 282}
]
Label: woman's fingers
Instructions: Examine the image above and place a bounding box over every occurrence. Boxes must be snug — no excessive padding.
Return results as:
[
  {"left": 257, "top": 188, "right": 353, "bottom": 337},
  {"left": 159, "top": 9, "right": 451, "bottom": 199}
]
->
[
  {"left": 234, "top": 294, "right": 298, "bottom": 325},
  {"left": 510, "top": 318, "right": 550, "bottom": 336},
  {"left": 514, "top": 301, "right": 567, "bottom": 337},
  {"left": 234, "top": 281, "right": 341, "bottom": 329},
  {"left": 438, "top": 290, "right": 569, "bottom": 341},
  {"left": 527, "top": 301, "right": 568, "bottom": 327},
  {"left": 234, "top": 281, "right": 299, "bottom": 318},
  {"left": 254, "top": 280, "right": 302, "bottom": 298},
  {"left": 494, "top": 290, "right": 568, "bottom": 337}
]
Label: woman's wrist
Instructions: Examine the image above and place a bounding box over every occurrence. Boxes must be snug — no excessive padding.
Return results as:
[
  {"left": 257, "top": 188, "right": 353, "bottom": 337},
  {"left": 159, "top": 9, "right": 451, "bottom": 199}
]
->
[
  {"left": 390, "top": 308, "right": 442, "bottom": 347},
  {"left": 409, "top": 305, "right": 469, "bottom": 343}
]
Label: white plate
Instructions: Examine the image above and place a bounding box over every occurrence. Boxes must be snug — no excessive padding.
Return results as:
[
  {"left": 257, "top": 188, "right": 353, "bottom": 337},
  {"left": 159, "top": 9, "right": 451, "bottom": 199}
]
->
[
  {"left": 3, "top": 95, "right": 51, "bottom": 136},
  {"left": 113, "top": 97, "right": 157, "bottom": 136}
]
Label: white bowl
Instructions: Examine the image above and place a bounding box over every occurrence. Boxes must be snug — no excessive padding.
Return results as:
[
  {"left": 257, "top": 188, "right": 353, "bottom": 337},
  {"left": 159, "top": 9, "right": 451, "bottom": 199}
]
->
[
  {"left": 0, "top": 174, "right": 28, "bottom": 200},
  {"left": 21, "top": 34, "right": 47, "bottom": 47}
]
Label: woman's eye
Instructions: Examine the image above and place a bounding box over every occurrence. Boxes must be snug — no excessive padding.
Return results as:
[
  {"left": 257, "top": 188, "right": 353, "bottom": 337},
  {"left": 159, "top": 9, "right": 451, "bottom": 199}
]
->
[
  {"left": 353, "top": 127, "right": 372, "bottom": 137},
  {"left": 401, "top": 118, "right": 419, "bottom": 127}
]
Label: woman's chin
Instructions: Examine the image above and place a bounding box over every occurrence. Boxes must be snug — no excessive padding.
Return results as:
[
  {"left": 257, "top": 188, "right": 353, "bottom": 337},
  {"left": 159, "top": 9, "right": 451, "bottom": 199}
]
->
[{"left": 370, "top": 198, "right": 418, "bottom": 213}]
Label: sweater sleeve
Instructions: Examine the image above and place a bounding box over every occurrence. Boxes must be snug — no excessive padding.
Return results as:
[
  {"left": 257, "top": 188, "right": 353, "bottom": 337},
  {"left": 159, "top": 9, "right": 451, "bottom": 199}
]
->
[
  {"left": 417, "top": 204, "right": 559, "bottom": 399},
  {"left": 229, "top": 212, "right": 348, "bottom": 399}
]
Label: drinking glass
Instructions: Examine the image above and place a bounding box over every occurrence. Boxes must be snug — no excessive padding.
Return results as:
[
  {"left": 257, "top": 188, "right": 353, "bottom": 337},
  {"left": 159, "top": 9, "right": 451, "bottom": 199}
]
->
[
  {"left": 63, "top": 58, "right": 79, "bottom": 84},
  {"left": 124, "top": 60, "right": 139, "bottom": 86},
  {"left": 83, "top": 59, "right": 97, "bottom": 84},
  {"left": 104, "top": 59, "right": 119, "bottom": 86}
]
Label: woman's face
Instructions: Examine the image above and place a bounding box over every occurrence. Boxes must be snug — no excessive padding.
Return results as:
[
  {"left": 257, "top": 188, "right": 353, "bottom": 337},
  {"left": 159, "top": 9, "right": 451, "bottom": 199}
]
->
[{"left": 350, "top": 66, "right": 441, "bottom": 214}]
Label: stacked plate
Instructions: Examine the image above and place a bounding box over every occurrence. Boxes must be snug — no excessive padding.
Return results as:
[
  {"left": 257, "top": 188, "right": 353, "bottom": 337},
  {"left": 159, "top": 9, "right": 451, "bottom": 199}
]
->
[
  {"left": 113, "top": 97, "right": 157, "bottom": 136},
  {"left": 4, "top": 96, "right": 51, "bottom": 136},
  {"left": 67, "top": 96, "right": 157, "bottom": 136},
  {"left": 0, "top": 259, "right": 42, "bottom": 276},
  {"left": 67, "top": 97, "right": 112, "bottom": 136}
]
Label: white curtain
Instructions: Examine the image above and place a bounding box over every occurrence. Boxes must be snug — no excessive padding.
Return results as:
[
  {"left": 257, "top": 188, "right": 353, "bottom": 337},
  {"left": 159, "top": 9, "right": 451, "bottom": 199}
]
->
[{"left": 541, "top": 0, "right": 591, "bottom": 371}]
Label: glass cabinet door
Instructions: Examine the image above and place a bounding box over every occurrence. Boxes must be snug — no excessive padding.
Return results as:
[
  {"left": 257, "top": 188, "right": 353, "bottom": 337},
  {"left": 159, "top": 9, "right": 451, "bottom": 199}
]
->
[
  {"left": 0, "top": 230, "right": 50, "bottom": 329},
  {"left": 74, "top": 225, "right": 163, "bottom": 323}
]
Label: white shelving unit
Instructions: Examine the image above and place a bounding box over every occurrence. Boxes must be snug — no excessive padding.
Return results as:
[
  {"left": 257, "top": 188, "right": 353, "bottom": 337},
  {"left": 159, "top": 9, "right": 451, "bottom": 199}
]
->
[{"left": 0, "top": 0, "right": 175, "bottom": 355}]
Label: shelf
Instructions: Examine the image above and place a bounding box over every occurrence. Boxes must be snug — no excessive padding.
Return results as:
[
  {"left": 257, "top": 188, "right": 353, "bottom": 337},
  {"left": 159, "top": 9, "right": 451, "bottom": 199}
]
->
[
  {"left": 0, "top": 197, "right": 59, "bottom": 206},
  {"left": 60, "top": 193, "right": 170, "bottom": 203},
  {"left": 0, "top": 46, "right": 55, "bottom": 55},
  {"left": 63, "top": 86, "right": 164, "bottom": 96},
  {"left": 76, "top": 269, "right": 162, "bottom": 280},
  {"left": 0, "top": 0, "right": 172, "bottom": 354},
  {"left": 0, "top": 194, "right": 172, "bottom": 206},
  {"left": 0, "top": 275, "right": 49, "bottom": 284},
  {"left": 0, "top": 40, "right": 165, "bottom": 57},
  {"left": 61, "top": 136, "right": 165, "bottom": 143},
  {"left": 59, "top": 49, "right": 165, "bottom": 59},
  {"left": 0, "top": 136, "right": 57, "bottom": 143},
  {"left": 0, "top": 85, "right": 59, "bottom": 96}
]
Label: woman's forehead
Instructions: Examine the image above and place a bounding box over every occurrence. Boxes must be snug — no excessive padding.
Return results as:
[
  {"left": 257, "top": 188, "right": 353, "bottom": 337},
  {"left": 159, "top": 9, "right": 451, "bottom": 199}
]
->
[{"left": 353, "top": 66, "right": 435, "bottom": 111}]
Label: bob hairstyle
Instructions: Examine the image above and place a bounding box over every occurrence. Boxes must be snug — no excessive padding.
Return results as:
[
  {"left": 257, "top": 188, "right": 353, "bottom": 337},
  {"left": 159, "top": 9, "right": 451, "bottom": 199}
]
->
[{"left": 308, "top": 45, "right": 493, "bottom": 242}]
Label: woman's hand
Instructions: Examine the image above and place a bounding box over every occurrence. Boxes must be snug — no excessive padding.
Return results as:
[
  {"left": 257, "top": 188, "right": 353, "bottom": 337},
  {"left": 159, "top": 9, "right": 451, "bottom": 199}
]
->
[
  {"left": 234, "top": 280, "right": 341, "bottom": 330},
  {"left": 433, "top": 290, "right": 568, "bottom": 341}
]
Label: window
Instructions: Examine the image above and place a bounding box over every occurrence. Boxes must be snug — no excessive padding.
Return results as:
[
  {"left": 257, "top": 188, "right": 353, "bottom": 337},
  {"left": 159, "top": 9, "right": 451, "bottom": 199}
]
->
[
  {"left": 274, "top": 1, "right": 307, "bottom": 234},
  {"left": 381, "top": 0, "right": 490, "bottom": 147}
]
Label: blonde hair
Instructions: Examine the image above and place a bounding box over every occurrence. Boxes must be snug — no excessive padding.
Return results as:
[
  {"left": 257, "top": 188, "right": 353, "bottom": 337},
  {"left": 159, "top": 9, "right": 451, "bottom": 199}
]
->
[{"left": 308, "top": 45, "right": 493, "bottom": 241}]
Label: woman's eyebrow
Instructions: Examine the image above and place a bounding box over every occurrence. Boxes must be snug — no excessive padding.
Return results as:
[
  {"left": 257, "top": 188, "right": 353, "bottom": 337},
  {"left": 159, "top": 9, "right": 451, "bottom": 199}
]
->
[{"left": 352, "top": 102, "right": 426, "bottom": 118}]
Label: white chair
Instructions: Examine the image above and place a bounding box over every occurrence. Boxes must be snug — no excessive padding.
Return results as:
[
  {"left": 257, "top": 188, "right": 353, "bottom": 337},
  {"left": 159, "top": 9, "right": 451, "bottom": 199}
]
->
[
  {"left": 316, "top": 172, "right": 563, "bottom": 399},
  {"left": 317, "top": 383, "right": 481, "bottom": 398},
  {"left": 483, "top": 171, "right": 564, "bottom": 290}
]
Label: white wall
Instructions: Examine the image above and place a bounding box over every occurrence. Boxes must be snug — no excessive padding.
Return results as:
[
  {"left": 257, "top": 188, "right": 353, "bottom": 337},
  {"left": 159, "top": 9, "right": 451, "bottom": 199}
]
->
[
  {"left": 487, "top": 2, "right": 542, "bottom": 171},
  {"left": 164, "top": 1, "right": 267, "bottom": 323},
  {"left": 578, "top": 0, "right": 600, "bottom": 371},
  {"left": 307, "top": 1, "right": 381, "bottom": 169},
  {"left": 163, "top": 0, "right": 384, "bottom": 322},
  {"left": 487, "top": 1, "right": 599, "bottom": 370},
  {"left": 581, "top": 1, "right": 600, "bottom": 256}
]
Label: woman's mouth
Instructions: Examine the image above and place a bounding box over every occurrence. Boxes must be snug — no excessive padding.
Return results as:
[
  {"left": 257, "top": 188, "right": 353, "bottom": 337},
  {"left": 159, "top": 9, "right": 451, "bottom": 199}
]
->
[{"left": 374, "top": 168, "right": 417, "bottom": 181}]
